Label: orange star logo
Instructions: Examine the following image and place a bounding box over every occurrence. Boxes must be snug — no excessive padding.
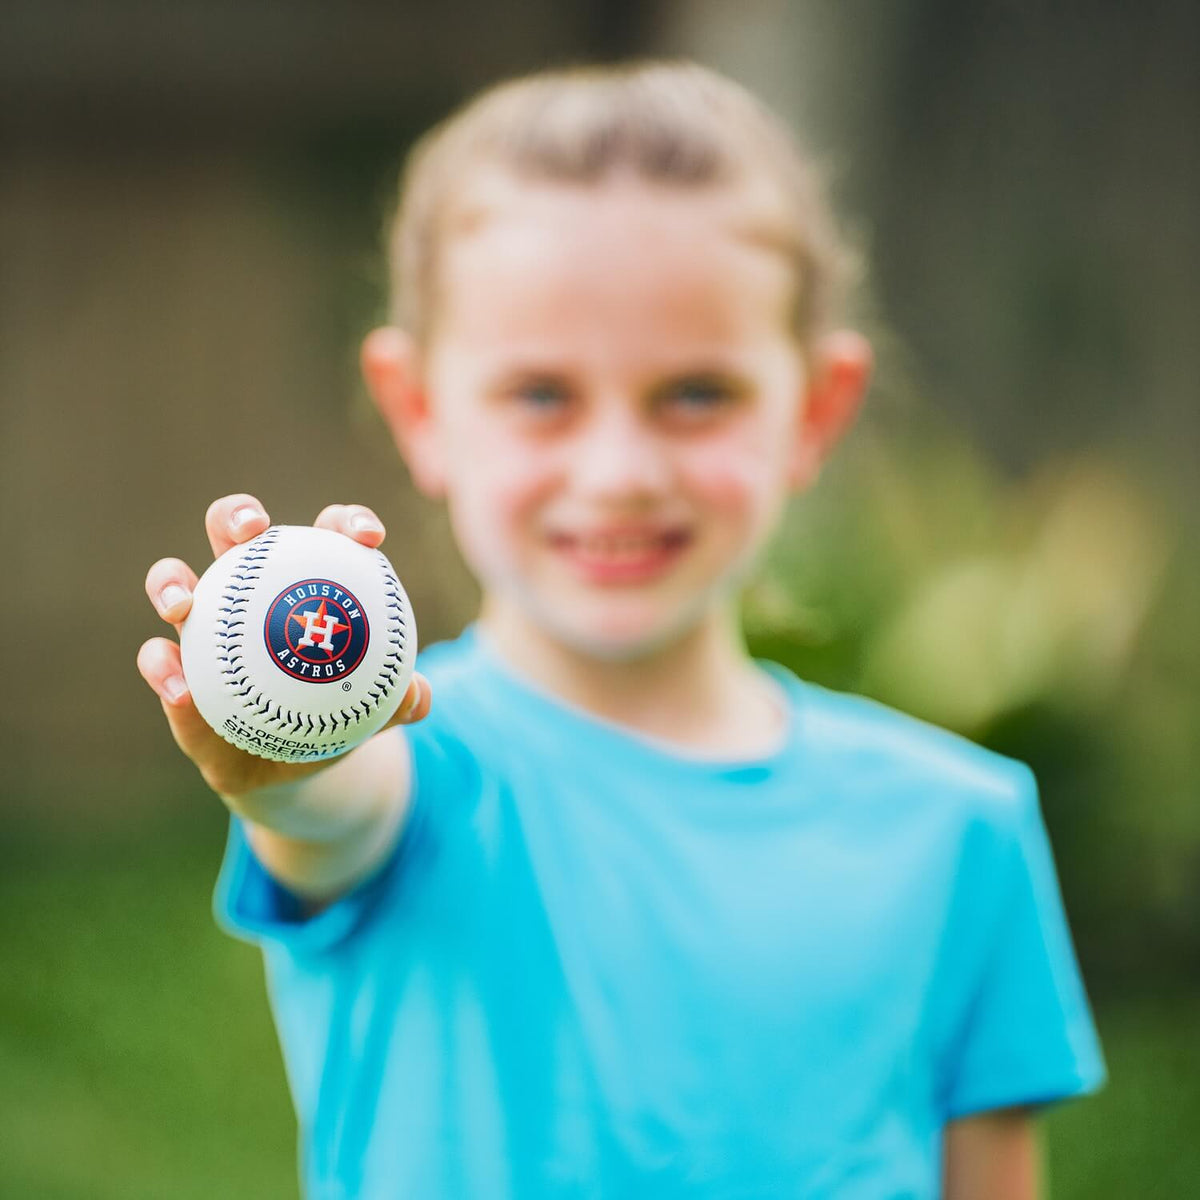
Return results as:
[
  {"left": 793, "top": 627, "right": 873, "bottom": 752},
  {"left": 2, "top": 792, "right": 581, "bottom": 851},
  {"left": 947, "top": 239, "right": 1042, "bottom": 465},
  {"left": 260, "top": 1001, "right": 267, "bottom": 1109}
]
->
[{"left": 290, "top": 600, "right": 350, "bottom": 658}]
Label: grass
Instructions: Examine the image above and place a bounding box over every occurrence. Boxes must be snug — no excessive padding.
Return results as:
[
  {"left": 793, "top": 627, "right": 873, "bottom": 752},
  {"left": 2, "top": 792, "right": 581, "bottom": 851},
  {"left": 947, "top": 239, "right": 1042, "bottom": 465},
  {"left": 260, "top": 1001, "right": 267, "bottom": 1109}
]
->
[
  {"left": 1043, "top": 991, "right": 1200, "bottom": 1198},
  {"left": 1, "top": 825, "right": 1194, "bottom": 1198},
  {"left": 0, "top": 828, "right": 296, "bottom": 1199}
]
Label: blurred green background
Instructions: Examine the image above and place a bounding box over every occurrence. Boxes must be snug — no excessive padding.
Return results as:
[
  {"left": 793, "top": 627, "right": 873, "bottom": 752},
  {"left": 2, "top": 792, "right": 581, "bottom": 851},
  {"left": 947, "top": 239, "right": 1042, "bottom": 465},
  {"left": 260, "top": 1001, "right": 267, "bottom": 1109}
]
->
[{"left": 2, "top": 1, "right": 1197, "bottom": 1195}]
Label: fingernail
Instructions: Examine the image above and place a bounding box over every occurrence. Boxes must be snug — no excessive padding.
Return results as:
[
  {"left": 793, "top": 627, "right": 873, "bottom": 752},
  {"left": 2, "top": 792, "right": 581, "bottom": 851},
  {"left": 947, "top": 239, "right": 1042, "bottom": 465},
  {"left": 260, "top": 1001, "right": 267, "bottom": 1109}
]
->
[
  {"left": 231, "top": 506, "right": 262, "bottom": 532},
  {"left": 402, "top": 679, "right": 422, "bottom": 715},
  {"left": 163, "top": 675, "right": 189, "bottom": 703},
  {"left": 159, "top": 584, "right": 188, "bottom": 612},
  {"left": 351, "top": 512, "right": 383, "bottom": 535}
]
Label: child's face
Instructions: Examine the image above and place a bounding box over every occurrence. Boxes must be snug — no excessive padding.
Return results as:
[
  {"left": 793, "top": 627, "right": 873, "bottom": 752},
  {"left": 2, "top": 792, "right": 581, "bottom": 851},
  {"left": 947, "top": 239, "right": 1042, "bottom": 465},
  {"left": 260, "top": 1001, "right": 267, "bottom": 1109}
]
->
[{"left": 381, "top": 179, "right": 858, "bottom": 659}]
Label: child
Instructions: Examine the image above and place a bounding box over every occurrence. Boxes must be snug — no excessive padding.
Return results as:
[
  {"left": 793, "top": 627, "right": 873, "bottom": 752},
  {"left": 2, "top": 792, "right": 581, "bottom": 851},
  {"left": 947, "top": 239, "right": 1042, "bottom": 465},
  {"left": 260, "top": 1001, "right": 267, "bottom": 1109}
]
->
[{"left": 138, "top": 61, "right": 1105, "bottom": 1199}]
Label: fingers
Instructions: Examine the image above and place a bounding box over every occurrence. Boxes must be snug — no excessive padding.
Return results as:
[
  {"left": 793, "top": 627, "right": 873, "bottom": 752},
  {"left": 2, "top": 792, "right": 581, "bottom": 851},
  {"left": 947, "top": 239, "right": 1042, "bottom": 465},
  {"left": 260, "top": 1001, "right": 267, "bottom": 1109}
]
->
[
  {"left": 145, "top": 557, "right": 199, "bottom": 628},
  {"left": 137, "top": 636, "right": 191, "bottom": 706},
  {"left": 384, "top": 673, "right": 431, "bottom": 730},
  {"left": 202, "top": 495, "right": 383, "bottom": 560},
  {"left": 205, "top": 493, "right": 270, "bottom": 559},
  {"left": 137, "top": 636, "right": 235, "bottom": 767},
  {"left": 314, "top": 502, "right": 386, "bottom": 548}
]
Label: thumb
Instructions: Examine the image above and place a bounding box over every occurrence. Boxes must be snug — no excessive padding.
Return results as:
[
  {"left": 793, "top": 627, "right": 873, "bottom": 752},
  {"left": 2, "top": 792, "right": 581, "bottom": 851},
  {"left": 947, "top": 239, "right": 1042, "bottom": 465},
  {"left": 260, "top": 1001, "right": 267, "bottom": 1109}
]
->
[{"left": 384, "top": 673, "right": 432, "bottom": 731}]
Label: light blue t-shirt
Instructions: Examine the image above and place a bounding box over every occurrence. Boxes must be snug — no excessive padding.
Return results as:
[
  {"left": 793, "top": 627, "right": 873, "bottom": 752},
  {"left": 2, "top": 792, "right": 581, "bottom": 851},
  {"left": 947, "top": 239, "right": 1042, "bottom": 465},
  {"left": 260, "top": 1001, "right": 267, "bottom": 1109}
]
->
[{"left": 216, "top": 626, "right": 1106, "bottom": 1199}]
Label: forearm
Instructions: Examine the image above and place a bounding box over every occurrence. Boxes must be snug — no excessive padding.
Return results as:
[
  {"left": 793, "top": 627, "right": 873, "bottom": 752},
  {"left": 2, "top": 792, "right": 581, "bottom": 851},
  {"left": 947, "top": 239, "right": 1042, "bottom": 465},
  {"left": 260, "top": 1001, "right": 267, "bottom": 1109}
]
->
[
  {"left": 942, "top": 1107, "right": 1042, "bottom": 1200},
  {"left": 229, "top": 731, "right": 412, "bottom": 901}
]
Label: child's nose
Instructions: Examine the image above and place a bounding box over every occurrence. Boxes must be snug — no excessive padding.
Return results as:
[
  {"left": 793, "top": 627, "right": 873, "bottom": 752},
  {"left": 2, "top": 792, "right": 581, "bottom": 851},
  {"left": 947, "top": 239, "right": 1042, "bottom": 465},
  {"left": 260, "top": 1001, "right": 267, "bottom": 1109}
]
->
[{"left": 570, "top": 409, "right": 670, "bottom": 501}]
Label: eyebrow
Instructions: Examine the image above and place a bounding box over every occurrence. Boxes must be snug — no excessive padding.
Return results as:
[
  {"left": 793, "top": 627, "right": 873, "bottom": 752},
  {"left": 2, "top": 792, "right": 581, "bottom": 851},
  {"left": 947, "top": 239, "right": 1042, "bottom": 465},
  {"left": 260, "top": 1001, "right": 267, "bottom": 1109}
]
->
[
  {"left": 487, "top": 363, "right": 574, "bottom": 388},
  {"left": 485, "top": 361, "right": 755, "bottom": 394}
]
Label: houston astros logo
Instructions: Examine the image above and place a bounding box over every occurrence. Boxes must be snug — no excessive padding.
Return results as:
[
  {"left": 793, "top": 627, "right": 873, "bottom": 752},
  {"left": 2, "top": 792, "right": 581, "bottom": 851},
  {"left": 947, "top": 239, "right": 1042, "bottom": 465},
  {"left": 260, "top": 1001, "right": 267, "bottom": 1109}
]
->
[{"left": 263, "top": 579, "right": 370, "bottom": 683}]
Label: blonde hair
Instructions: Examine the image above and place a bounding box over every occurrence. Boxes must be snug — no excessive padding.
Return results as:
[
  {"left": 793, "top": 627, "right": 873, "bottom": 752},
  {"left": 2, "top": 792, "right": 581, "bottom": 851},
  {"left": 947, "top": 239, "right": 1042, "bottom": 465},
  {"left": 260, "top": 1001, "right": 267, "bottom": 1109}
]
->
[{"left": 385, "top": 60, "right": 857, "bottom": 353}]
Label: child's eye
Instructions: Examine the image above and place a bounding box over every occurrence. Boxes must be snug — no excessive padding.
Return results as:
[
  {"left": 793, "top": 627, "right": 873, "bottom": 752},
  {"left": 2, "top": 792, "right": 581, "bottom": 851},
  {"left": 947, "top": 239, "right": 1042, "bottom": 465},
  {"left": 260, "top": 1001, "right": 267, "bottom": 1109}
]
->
[
  {"left": 510, "top": 379, "right": 572, "bottom": 414},
  {"left": 657, "top": 377, "right": 739, "bottom": 418}
]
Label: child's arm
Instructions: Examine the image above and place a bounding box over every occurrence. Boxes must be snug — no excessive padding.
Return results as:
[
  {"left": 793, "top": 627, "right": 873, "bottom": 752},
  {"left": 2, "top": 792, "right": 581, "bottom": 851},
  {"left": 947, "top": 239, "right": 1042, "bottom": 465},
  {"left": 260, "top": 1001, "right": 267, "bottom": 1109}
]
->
[
  {"left": 942, "top": 1107, "right": 1042, "bottom": 1200},
  {"left": 137, "top": 493, "right": 431, "bottom": 902}
]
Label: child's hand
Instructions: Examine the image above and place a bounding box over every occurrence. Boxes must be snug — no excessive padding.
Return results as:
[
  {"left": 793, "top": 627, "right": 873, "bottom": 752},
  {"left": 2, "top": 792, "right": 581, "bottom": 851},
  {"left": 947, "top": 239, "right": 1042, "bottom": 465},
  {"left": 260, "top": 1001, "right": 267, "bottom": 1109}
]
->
[{"left": 137, "top": 494, "right": 431, "bottom": 805}]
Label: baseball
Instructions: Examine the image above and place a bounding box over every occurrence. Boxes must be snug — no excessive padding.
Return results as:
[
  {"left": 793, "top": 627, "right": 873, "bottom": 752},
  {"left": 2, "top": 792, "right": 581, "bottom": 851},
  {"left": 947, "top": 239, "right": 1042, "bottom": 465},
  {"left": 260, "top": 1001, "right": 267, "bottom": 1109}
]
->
[{"left": 180, "top": 524, "right": 417, "bottom": 763}]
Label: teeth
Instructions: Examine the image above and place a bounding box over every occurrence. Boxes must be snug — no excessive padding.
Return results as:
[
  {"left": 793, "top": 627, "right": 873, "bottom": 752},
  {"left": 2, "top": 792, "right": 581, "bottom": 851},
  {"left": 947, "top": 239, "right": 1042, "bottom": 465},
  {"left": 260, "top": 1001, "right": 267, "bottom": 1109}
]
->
[
  {"left": 548, "top": 528, "right": 688, "bottom": 563},
  {"left": 577, "top": 534, "right": 662, "bottom": 558}
]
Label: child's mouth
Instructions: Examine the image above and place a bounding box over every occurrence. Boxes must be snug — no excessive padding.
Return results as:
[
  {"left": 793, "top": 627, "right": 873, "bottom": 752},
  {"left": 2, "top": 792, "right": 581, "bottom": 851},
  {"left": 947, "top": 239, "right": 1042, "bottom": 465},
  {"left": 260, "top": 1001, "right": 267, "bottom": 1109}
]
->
[{"left": 547, "top": 528, "right": 693, "bottom": 585}]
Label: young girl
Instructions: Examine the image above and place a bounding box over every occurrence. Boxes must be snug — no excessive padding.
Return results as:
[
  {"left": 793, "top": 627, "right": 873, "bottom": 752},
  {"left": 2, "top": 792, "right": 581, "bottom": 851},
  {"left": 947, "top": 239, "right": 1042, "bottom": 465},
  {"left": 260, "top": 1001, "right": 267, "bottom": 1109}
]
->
[{"left": 139, "top": 61, "right": 1105, "bottom": 1198}]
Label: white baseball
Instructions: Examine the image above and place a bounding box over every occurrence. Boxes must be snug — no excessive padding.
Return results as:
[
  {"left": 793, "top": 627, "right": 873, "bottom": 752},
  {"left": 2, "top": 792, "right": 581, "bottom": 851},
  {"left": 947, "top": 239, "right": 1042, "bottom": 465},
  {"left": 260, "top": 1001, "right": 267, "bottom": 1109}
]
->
[{"left": 180, "top": 524, "right": 417, "bottom": 763}]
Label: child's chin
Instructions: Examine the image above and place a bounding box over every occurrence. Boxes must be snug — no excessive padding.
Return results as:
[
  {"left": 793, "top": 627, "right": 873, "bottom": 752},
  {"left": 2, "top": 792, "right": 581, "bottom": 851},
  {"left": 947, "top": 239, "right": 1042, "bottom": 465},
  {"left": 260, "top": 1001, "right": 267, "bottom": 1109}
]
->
[{"left": 547, "top": 603, "right": 700, "bottom": 663}]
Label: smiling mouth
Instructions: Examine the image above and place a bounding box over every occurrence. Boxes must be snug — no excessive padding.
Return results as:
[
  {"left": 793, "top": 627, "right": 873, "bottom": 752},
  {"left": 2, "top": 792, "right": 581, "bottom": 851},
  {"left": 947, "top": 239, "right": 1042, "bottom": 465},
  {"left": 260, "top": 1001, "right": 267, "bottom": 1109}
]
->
[{"left": 546, "top": 528, "right": 693, "bottom": 584}]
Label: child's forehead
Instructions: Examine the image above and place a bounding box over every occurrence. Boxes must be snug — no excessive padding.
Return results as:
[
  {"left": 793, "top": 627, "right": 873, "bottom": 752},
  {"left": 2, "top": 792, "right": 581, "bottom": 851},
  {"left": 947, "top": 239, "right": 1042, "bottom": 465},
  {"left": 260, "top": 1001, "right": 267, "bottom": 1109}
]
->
[
  {"left": 438, "top": 174, "right": 793, "bottom": 314},
  {"left": 432, "top": 186, "right": 793, "bottom": 351},
  {"left": 444, "top": 169, "right": 793, "bottom": 261}
]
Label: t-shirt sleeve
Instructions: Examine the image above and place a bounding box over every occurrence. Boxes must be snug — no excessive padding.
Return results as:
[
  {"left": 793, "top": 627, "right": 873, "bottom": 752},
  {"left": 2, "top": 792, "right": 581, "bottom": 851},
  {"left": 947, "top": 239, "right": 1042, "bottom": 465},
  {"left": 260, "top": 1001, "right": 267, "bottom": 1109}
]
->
[
  {"left": 212, "top": 718, "right": 471, "bottom": 955},
  {"left": 940, "top": 767, "right": 1107, "bottom": 1119}
]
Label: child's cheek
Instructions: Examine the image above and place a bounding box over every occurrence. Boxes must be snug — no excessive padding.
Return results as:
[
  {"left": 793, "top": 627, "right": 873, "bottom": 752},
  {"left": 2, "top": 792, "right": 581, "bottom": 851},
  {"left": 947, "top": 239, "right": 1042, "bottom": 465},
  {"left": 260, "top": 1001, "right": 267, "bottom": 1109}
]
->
[
  {"left": 445, "top": 481, "right": 512, "bottom": 585},
  {"left": 683, "top": 438, "right": 781, "bottom": 519},
  {"left": 447, "top": 444, "right": 557, "bottom": 582}
]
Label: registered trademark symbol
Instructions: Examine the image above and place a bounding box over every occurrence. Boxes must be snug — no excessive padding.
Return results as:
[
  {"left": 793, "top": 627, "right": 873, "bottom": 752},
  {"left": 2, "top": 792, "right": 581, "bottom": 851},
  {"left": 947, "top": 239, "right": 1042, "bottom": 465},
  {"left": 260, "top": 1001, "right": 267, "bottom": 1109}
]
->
[{"left": 342, "top": 682, "right": 352, "bottom": 692}]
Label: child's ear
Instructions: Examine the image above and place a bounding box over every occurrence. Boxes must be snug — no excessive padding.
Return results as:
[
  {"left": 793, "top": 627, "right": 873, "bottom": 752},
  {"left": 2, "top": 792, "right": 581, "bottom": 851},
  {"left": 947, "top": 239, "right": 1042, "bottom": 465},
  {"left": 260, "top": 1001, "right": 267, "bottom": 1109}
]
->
[
  {"left": 788, "top": 330, "right": 873, "bottom": 490},
  {"left": 361, "top": 326, "right": 446, "bottom": 498}
]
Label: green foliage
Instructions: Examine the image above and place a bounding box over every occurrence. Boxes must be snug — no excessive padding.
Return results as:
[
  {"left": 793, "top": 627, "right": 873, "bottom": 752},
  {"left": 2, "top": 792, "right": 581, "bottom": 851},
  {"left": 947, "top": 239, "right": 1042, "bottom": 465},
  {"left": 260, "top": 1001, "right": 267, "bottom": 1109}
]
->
[{"left": 746, "top": 413, "right": 1200, "bottom": 989}]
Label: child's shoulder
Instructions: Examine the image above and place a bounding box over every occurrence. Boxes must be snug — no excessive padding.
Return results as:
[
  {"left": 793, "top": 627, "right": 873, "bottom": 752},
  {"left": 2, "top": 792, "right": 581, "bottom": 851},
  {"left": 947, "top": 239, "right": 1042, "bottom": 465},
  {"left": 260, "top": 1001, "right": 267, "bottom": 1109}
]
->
[
  {"left": 784, "top": 670, "right": 1036, "bottom": 816},
  {"left": 410, "top": 627, "right": 540, "bottom": 751},
  {"left": 414, "top": 629, "right": 486, "bottom": 694}
]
